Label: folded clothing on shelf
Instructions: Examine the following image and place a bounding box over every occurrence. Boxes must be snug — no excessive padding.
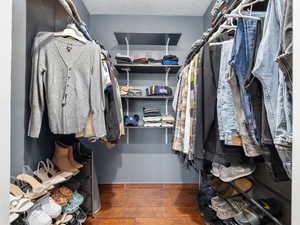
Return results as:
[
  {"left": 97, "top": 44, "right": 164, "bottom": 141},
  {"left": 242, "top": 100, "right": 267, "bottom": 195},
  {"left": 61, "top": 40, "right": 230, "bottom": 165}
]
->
[
  {"left": 162, "top": 115, "right": 175, "bottom": 127},
  {"left": 133, "top": 57, "right": 148, "bottom": 64},
  {"left": 148, "top": 58, "right": 162, "bottom": 64},
  {"left": 124, "top": 115, "right": 139, "bottom": 127},
  {"left": 115, "top": 54, "right": 132, "bottom": 64},
  {"left": 144, "top": 122, "right": 162, "bottom": 127},
  {"left": 162, "top": 55, "right": 179, "bottom": 65},
  {"left": 127, "top": 88, "right": 143, "bottom": 96},
  {"left": 146, "top": 85, "right": 173, "bottom": 96},
  {"left": 143, "top": 107, "right": 162, "bottom": 117},
  {"left": 143, "top": 116, "right": 162, "bottom": 122}
]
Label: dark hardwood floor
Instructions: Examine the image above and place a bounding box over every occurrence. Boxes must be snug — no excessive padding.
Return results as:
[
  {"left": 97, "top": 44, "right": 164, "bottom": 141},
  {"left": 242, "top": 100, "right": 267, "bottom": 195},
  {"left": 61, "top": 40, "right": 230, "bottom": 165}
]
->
[{"left": 85, "top": 184, "right": 206, "bottom": 225}]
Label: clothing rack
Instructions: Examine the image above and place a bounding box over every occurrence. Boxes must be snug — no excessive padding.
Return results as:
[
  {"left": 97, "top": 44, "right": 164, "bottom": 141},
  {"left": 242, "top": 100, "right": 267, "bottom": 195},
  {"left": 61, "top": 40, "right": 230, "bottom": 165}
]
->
[
  {"left": 229, "top": 181, "right": 285, "bottom": 225},
  {"left": 249, "top": 176, "right": 291, "bottom": 204},
  {"left": 185, "top": 0, "right": 242, "bottom": 65}
]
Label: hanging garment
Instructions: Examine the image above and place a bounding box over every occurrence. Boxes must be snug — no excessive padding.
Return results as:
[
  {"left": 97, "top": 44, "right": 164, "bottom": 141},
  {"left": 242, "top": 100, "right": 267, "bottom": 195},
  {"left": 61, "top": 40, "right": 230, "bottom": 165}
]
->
[
  {"left": 217, "top": 40, "right": 241, "bottom": 146},
  {"left": 28, "top": 32, "right": 106, "bottom": 138},
  {"left": 277, "top": 0, "right": 293, "bottom": 97},
  {"left": 228, "top": 12, "right": 265, "bottom": 157}
]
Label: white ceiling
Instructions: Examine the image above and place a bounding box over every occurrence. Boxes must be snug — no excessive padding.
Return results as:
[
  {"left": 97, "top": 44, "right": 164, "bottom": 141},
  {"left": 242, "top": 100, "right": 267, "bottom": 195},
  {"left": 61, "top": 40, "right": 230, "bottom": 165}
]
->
[{"left": 82, "top": 0, "right": 212, "bottom": 16}]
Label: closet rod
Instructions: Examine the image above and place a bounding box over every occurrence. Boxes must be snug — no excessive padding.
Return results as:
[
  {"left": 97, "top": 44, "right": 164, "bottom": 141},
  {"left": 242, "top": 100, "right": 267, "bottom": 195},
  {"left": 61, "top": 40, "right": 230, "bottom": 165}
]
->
[
  {"left": 249, "top": 176, "right": 291, "bottom": 204},
  {"left": 229, "top": 181, "right": 285, "bottom": 225},
  {"left": 185, "top": 0, "right": 242, "bottom": 65}
]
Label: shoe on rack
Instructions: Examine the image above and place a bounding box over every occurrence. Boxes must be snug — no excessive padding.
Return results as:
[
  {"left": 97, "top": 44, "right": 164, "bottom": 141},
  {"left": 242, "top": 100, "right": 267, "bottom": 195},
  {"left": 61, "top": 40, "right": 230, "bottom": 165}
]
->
[
  {"left": 34, "top": 161, "right": 66, "bottom": 186},
  {"left": 10, "top": 182, "right": 47, "bottom": 200},
  {"left": 52, "top": 142, "right": 79, "bottom": 174},
  {"left": 10, "top": 194, "right": 34, "bottom": 213},
  {"left": 39, "top": 196, "right": 62, "bottom": 219},
  {"left": 27, "top": 208, "right": 52, "bottom": 225},
  {"left": 73, "top": 208, "right": 87, "bottom": 224},
  {"left": 46, "top": 159, "right": 75, "bottom": 180},
  {"left": 55, "top": 214, "right": 73, "bottom": 225},
  {"left": 210, "top": 178, "right": 253, "bottom": 199},
  {"left": 212, "top": 162, "right": 256, "bottom": 182},
  {"left": 16, "top": 173, "right": 53, "bottom": 193},
  {"left": 68, "top": 146, "right": 83, "bottom": 169},
  {"left": 9, "top": 213, "right": 19, "bottom": 224}
]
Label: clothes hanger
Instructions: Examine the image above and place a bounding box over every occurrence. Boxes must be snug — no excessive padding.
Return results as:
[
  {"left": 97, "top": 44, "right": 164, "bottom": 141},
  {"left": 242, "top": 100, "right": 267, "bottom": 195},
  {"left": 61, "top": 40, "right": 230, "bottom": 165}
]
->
[
  {"left": 54, "top": 22, "right": 88, "bottom": 44},
  {"left": 224, "top": 0, "right": 264, "bottom": 20}
]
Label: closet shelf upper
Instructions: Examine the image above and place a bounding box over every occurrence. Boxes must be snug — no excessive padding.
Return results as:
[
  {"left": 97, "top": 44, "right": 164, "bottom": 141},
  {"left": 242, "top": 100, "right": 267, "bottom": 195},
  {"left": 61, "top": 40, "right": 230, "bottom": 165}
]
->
[
  {"left": 114, "top": 64, "right": 181, "bottom": 73},
  {"left": 114, "top": 32, "right": 181, "bottom": 45},
  {"left": 121, "top": 96, "right": 174, "bottom": 100}
]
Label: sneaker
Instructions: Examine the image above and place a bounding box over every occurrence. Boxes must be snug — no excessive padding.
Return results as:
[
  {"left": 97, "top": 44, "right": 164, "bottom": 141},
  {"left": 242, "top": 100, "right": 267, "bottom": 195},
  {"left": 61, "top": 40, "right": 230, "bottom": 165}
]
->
[
  {"left": 40, "top": 196, "right": 62, "bottom": 219},
  {"left": 219, "top": 163, "right": 256, "bottom": 182},
  {"left": 27, "top": 208, "right": 52, "bottom": 225}
]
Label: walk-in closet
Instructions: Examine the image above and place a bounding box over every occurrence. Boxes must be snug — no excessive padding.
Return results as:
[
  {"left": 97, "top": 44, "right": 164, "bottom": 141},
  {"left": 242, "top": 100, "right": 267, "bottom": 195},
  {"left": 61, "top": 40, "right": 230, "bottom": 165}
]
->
[{"left": 9, "top": 0, "right": 293, "bottom": 224}]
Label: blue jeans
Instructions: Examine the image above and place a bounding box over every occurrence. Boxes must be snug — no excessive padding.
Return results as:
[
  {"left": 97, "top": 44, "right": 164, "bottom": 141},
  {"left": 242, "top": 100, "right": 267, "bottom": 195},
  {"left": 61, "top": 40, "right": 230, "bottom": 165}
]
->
[
  {"left": 217, "top": 40, "right": 240, "bottom": 145},
  {"left": 229, "top": 12, "right": 265, "bottom": 147},
  {"left": 252, "top": 0, "right": 284, "bottom": 139}
]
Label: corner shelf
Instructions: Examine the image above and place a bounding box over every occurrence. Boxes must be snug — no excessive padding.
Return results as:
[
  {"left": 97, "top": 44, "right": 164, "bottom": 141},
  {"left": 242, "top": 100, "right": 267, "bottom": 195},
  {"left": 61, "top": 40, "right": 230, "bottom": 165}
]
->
[
  {"left": 114, "top": 32, "right": 182, "bottom": 46},
  {"left": 114, "top": 64, "right": 181, "bottom": 74},
  {"left": 121, "top": 96, "right": 174, "bottom": 100}
]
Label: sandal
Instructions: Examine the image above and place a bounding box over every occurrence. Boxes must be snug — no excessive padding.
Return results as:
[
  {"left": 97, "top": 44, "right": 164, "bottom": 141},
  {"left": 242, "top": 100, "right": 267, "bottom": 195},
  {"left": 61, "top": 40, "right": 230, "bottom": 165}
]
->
[
  {"left": 55, "top": 214, "right": 73, "bottom": 225},
  {"left": 57, "top": 186, "right": 73, "bottom": 199},
  {"left": 10, "top": 194, "right": 34, "bottom": 213},
  {"left": 10, "top": 183, "right": 47, "bottom": 200},
  {"left": 46, "top": 159, "right": 76, "bottom": 179},
  {"left": 50, "top": 191, "right": 69, "bottom": 206},
  {"left": 9, "top": 213, "right": 19, "bottom": 223},
  {"left": 16, "top": 174, "right": 53, "bottom": 194},
  {"left": 34, "top": 161, "right": 66, "bottom": 186}
]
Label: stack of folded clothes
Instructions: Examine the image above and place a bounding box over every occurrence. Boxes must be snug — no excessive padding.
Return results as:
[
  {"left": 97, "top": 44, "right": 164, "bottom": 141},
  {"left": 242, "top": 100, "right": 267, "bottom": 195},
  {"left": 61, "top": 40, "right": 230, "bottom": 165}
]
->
[
  {"left": 143, "top": 107, "right": 162, "bottom": 127},
  {"left": 120, "top": 86, "right": 143, "bottom": 96},
  {"left": 162, "top": 115, "right": 175, "bottom": 128},
  {"left": 133, "top": 57, "right": 148, "bottom": 64},
  {"left": 115, "top": 54, "right": 132, "bottom": 64},
  {"left": 146, "top": 85, "right": 173, "bottom": 96},
  {"left": 162, "top": 55, "right": 179, "bottom": 65},
  {"left": 148, "top": 58, "right": 162, "bottom": 64}
]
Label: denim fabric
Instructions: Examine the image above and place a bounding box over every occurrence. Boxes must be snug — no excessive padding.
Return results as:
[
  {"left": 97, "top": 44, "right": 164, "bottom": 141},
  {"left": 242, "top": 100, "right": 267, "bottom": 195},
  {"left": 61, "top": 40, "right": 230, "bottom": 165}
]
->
[
  {"left": 276, "top": 145, "right": 292, "bottom": 179},
  {"left": 274, "top": 70, "right": 293, "bottom": 146},
  {"left": 229, "top": 12, "right": 265, "bottom": 148},
  {"left": 227, "top": 67, "right": 262, "bottom": 157},
  {"left": 277, "top": 0, "right": 293, "bottom": 97},
  {"left": 217, "top": 40, "right": 240, "bottom": 145},
  {"left": 252, "top": 0, "right": 284, "bottom": 139}
]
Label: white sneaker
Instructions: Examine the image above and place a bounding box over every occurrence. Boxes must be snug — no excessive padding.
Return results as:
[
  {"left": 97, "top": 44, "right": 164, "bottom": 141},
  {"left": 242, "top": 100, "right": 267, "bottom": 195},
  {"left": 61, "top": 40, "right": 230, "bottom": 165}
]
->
[
  {"left": 27, "top": 208, "right": 52, "bottom": 225},
  {"left": 40, "top": 197, "right": 62, "bottom": 219}
]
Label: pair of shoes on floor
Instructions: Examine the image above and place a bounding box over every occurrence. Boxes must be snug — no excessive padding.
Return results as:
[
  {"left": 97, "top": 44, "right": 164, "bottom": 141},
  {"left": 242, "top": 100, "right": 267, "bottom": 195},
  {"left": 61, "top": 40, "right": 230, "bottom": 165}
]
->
[
  {"left": 52, "top": 142, "right": 84, "bottom": 174},
  {"left": 210, "top": 177, "right": 253, "bottom": 199},
  {"left": 210, "top": 196, "right": 249, "bottom": 220},
  {"left": 211, "top": 162, "right": 256, "bottom": 182},
  {"left": 26, "top": 196, "right": 62, "bottom": 225}
]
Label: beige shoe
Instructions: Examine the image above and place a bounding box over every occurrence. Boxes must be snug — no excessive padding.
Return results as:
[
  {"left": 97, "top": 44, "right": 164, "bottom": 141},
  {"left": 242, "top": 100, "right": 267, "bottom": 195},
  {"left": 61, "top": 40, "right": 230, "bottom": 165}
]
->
[
  {"left": 52, "top": 143, "right": 78, "bottom": 173},
  {"left": 68, "top": 146, "right": 83, "bottom": 169}
]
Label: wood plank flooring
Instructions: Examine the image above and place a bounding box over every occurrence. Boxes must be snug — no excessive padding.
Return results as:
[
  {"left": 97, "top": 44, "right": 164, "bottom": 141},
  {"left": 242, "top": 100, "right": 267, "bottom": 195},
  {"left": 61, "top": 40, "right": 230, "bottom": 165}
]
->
[{"left": 85, "top": 184, "right": 206, "bottom": 225}]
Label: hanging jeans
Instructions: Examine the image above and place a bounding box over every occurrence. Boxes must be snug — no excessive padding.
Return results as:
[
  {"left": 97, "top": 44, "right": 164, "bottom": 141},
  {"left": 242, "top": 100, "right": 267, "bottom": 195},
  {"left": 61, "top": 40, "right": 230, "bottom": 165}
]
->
[
  {"left": 251, "top": 0, "right": 292, "bottom": 178},
  {"left": 217, "top": 40, "right": 240, "bottom": 146},
  {"left": 277, "top": 0, "right": 293, "bottom": 97},
  {"left": 228, "top": 12, "right": 265, "bottom": 157}
]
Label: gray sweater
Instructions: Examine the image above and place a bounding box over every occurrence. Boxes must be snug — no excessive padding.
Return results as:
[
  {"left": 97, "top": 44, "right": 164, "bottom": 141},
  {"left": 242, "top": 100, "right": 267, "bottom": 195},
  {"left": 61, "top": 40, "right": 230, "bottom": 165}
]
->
[{"left": 28, "top": 32, "right": 106, "bottom": 138}]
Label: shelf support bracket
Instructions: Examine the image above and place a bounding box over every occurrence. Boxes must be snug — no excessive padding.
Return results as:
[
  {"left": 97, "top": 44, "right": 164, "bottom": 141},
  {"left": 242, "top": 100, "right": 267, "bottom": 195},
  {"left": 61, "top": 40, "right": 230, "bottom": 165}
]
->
[
  {"left": 165, "top": 37, "right": 170, "bottom": 56},
  {"left": 125, "top": 37, "right": 130, "bottom": 57}
]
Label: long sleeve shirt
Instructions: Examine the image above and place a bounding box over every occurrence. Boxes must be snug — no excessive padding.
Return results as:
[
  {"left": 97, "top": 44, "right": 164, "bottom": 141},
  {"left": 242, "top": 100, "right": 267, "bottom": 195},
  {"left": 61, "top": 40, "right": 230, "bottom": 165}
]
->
[{"left": 28, "top": 32, "right": 106, "bottom": 138}]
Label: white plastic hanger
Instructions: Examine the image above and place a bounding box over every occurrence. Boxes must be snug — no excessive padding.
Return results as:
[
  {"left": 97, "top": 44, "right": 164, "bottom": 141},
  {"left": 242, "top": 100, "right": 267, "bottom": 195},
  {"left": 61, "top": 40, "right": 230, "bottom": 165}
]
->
[
  {"left": 54, "top": 23, "right": 88, "bottom": 43},
  {"left": 224, "top": 0, "right": 264, "bottom": 20}
]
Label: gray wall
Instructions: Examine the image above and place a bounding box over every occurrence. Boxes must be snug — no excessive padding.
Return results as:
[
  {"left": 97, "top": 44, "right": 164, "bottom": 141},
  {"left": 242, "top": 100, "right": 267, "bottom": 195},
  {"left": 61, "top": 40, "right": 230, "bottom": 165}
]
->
[
  {"left": 11, "top": 0, "right": 89, "bottom": 176},
  {"left": 84, "top": 15, "right": 204, "bottom": 184},
  {"left": 203, "top": 1, "right": 214, "bottom": 31}
]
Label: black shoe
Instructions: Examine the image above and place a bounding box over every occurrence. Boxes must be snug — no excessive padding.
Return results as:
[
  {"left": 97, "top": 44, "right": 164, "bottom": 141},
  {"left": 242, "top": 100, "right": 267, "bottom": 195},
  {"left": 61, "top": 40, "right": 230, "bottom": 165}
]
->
[{"left": 73, "top": 208, "right": 87, "bottom": 223}]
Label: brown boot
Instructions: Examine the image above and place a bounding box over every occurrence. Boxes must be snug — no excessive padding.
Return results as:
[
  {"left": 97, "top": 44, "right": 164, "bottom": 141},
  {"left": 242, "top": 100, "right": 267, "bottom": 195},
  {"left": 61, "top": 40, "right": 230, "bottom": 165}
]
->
[
  {"left": 52, "top": 143, "right": 78, "bottom": 173},
  {"left": 68, "top": 146, "right": 83, "bottom": 169}
]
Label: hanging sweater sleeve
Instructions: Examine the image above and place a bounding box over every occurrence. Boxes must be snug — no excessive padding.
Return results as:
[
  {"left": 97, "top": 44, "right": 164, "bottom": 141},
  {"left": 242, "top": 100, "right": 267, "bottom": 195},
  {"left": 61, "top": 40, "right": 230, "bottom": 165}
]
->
[
  {"left": 28, "top": 33, "right": 47, "bottom": 138},
  {"left": 90, "top": 43, "right": 107, "bottom": 138}
]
